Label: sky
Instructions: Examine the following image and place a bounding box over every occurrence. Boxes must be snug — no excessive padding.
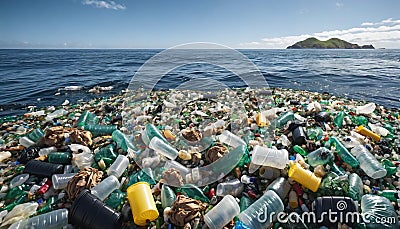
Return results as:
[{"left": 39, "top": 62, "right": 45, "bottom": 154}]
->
[{"left": 0, "top": 0, "right": 400, "bottom": 49}]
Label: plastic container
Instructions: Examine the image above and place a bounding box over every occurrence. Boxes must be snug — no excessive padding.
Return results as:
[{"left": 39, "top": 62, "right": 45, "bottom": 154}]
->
[
  {"left": 112, "top": 130, "right": 136, "bottom": 153},
  {"left": 348, "top": 173, "right": 363, "bottom": 201},
  {"left": 306, "top": 147, "right": 334, "bottom": 167},
  {"left": 274, "top": 111, "right": 295, "bottom": 128},
  {"left": 126, "top": 182, "right": 159, "bottom": 226},
  {"left": 39, "top": 146, "right": 57, "bottom": 156},
  {"left": 356, "top": 125, "right": 381, "bottom": 142},
  {"left": 217, "top": 130, "right": 246, "bottom": 148},
  {"left": 329, "top": 137, "right": 360, "bottom": 168},
  {"left": 24, "top": 160, "right": 64, "bottom": 177},
  {"left": 292, "top": 127, "right": 307, "bottom": 145},
  {"left": 240, "top": 196, "right": 253, "bottom": 212},
  {"left": 9, "top": 208, "right": 68, "bottom": 229},
  {"left": 311, "top": 196, "right": 358, "bottom": 227},
  {"left": 204, "top": 195, "right": 240, "bottom": 229},
  {"left": 70, "top": 189, "right": 122, "bottom": 229},
  {"left": 83, "top": 125, "right": 117, "bottom": 137},
  {"left": 288, "top": 162, "right": 321, "bottom": 192},
  {"left": 107, "top": 155, "right": 129, "bottom": 178},
  {"left": 334, "top": 111, "right": 345, "bottom": 128},
  {"left": 251, "top": 145, "right": 289, "bottom": 169},
  {"left": 356, "top": 103, "right": 376, "bottom": 114},
  {"left": 351, "top": 145, "right": 387, "bottom": 179},
  {"left": 27, "top": 128, "right": 44, "bottom": 142},
  {"left": 77, "top": 110, "right": 98, "bottom": 127},
  {"left": 19, "top": 137, "right": 35, "bottom": 148},
  {"left": 238, "top": 190, "right": 284, "bottom": 229},
  {"left": 148, "top": 136, "right": 178, "bottom": 160},
  {"left": 91, "top": 175, "right": 120, "bottom": 201},
  {"left": 255, "top": 113, "right": 267, "bottom": 127},
  {"left": 94, "top": 144, "right": 118, "bottom": 165},
  {"left": 141, "top": 123, "right": 168, "bottom": 146},
  {"left": 48, "top": 152, "right": 72, "bottom": 165},
  {"left": 266, "top": 177, "right": 291, "bottom": 201},
  {"left": 9, "top": 174, "right": 29, "bottom": 189},
  {"left": 52, "top": 173, "right": 77, "bottom": 190},
  {"left": 161, "top": 184, "right": 176, "bottom": 208},
  {"left": 216, "top": 179, "right": 244, "bottom": 197},
  {"left": 361, "top": 194, "right": 398, "bottom": 229}
]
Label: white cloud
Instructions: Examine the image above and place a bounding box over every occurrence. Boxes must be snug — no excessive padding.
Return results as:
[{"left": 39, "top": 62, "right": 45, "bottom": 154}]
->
[
  {"left": 239, "top": 18, "right": 400, "bottom": 49},
  {"left": 82, "top": 0, "right": 126, "bottom": 10},
  {"left": 336, "top": 2, "right": 344, "bottom": 8}
]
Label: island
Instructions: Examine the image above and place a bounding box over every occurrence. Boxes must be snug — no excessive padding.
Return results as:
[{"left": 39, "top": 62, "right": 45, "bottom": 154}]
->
[{"left": 287, "top": 37, "right": 374, "bottom": 49}]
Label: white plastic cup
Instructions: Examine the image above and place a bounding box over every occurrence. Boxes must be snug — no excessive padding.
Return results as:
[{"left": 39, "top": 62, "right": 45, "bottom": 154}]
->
[
  {"left": 217, "top": 130, "right": 245, "bottom": 148},
  {"left": 149, "top": 137, "right": 178, "bottom": 160},
  {"left": 91, "top": 175, "right": 120, "bottom": 201},
  {"left": 204, "top": 195, "right": 240, "bottom": 229},
  {"left": 251, "top": 145, "right": 289, "bottom": 169},
  {"left": 107, "top": 155, "right": 129, "bottom": 178},
  {"left": 52, "top": 173, "right": 77, "bottom": 190}
]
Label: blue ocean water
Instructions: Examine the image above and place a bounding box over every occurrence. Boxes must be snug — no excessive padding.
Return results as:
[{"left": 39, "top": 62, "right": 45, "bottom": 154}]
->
[{"left": 0, "top": 49, "right": 399, "bottom": 117}]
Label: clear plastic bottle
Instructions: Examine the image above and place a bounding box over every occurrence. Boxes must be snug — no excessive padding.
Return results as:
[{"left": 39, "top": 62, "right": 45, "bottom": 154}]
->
[
  {"left": 161, "top": 185, "right": 176, "bottom": 208},
  {"left": 52, "top": 173, "right": 77, "bottom": 190},
  {"left": 250, "top": 145, "right": 289, "bottom": 169},
  {"left": 9, "top": 209, "right": 69, "bottom": 229},
  {"left": 329, "top": 137, "right": 359, "bottom": 168},
  {"left": 238, "top": 190, "right": 284, "bottom": 229},
  {"left": 39, "top": 146, "right": 57, "bottom": 157},
  {"left": 148, "top": 137, "right": 178, "bottom": 160},
  {"left": 306, "top": 147, "right": 334, "bottom": 167},
  {"left": 18, "top": 137, "right": 35, "bottom": 148},
  {"left": 107, "top": 155, "right": 129, "bottom": 178},
  {"left": 216, "top": 179, "right": 244, "bottom": 197},
  {"left": 217, "top": 130, "right": 246, "bottom": 148},
  {"left": 266, "top": 177, "right": 291, "bottom": 201},
  {"left": 204, "top": 195, "right": 240, "bottom": 229},
  {"left": 351, "top": 145, "right": 387, "bottom": 179},
  {"left": 273, "top": 111, "right": 295, "bottom": 128},
  {"left": 9, "top": 174, "right": 29, "bottom": 189},
  {"left": 91, "top": 176, "right": 120, "bottom": 201},
  {"left": 348, "top": 173, "right": 363, "bottom": 201}
]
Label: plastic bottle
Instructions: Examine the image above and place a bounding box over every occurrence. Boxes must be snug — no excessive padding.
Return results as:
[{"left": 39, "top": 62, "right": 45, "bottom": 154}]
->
[
  {"left": 240, "top": 196, "right": 253, "bottom": 212},
  {"left": 266, "top": 177, "right": 291, "bottom": 201},
  {"left": 77, "top": 110, "right": 98, "bottom": 127},
  {"left": 204, "top": 195, "right": 240, "bottom": 229},
  {"left": 149, "top": 136, "right": 178, "bottom": 160},
  {"left": 216, "top": 179, "right": 244, "bottom": 197},
  {"left": 361, "top": 194, "right": 398, "bottom": 228},
  {"left": 368, "top": 123, "right": 390, "bottom": 137},
  {"left": 126, "top": 182, "right": 159, "bottom": 226},
  {"left": 238, "top": 190, "right": 284, "bottom": 229},
  {"left": 112, "top": 130, "right": 136, "bottom": 153},
  {"left": 274, "top": 111, "right": 295, "bottom": 128},
  {"left": 94, "top": 144, "right": 118, "bottom": 166},
  {"left": 356, "top": 125, "right": 381, "bottom": 142},
  {"left": 258, "top": 166, "right": 280, "bottom": 179},
  {"left": 48, "top": 152, "right": 72, "bottom": 165},
  {"left": 377, "top": 190, "right": 400, "bottom": 202},
  {"left": 18, "top": 137, "right": 35, "bottom": 148},
  {"left": 355, "top": 103, "right": 376, "bottom": 114},
  {"left": 255, "top": 113, "right": 267, "bottom": 127},
  {"left": 91, "top": 176, "right": 120, "bottom": 201},
  {"left": 351, "top": 145, "right": 387, "bottom": 179},
  {"left": 107, "top": 155, "right": 129, "bottom": 178},
  {"left": 141, "top": 123, "right": 168, "bottom": 146},
  {"left": 293, "top": 145, "right": 308, "bottom": 156},
  {"left": 161, "top": 185, "right": 176, "bottom": 208},
  {"left": 39, "top": 146, "right": 57, "bottom": 157},
  {"left": 288, "top": 162, "right": 321, "bottom": 192},
  {"left": 342, "top": 136, "right": 361, "bottom": 148},
  {"left": 307, "top": 127, "right": 323, "bottom": 140},
  {"left": 333, "top": 111, "right": 345, "bottom": 128},
  {"left": 45, "top": 109, "right": 68, "bottom": 121},
  {"left": 9, "top": 174, "right": 29, "bottom": 189},
  {"left": 24, "top": 160, "right": 64, "bottom": 177},
  {"left": 348, "top": 173, "right": 363, "bottom": 201},
  {"left": 52, "top": 173, "right": 77, "bottom": 190},
  {"left": 329, "top": 137, "right": 360, "bottom": 168},
  {"left": 292, "top": 127, "right": 307, "bottom": 145},
  {"left": 9, "top": 209, "right": 69, "bottom": 229},
  {"left": 217, "top": 130, "right": 246, "bottom": 148},
  {"left": 288, "top": 190, "right": 298, "bottom": 208},
  {"left": 27, "top": 128, "right": 44, "bottom": 143},
  {"left": 0, "top": 202, "right": 38, "bottom": 227},
  {"left": 250, "top": 145, "right": 289, "bottom": 170},
  {"left": 84, "top": 125, "right": 117, "bottom": 137},
  {"left": 354, "top": 116, "right": 369, "bottom": 126},
  {"left": 306, "top": 147, "right": 334, "bottom": 167}
]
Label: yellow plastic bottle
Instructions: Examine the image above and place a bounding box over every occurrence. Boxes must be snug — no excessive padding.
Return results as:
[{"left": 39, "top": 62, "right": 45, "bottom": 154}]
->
[
  {"left": 288, "top": 162, "right": 321, "bottom": 192},
  {"left": 255, "top": 113, "right": 267, "bottom": 127},
  {"left": 126, "top": 182, "right": 159, "bottom": 226},
  {"left": 356, "top": 126, "right": 381, "bottom": 142}
]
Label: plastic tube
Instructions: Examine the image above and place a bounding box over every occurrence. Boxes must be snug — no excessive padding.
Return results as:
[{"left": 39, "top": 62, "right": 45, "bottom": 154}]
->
[
  {"left": 204, "top": 195, "right": 240, "bottom": 229},
  {"left": 107, "top": 155, "right": 129, "bottom": 178},
  {"left": 9, "top": 209, "right": 68, "bottom": 229},
  {"left": 216, "top": 179, "right": 244, "bottom": 197},
  {"left": 356, "top": 125, "right": 381, "bottom": 142},
  {"left": 24, "top": 160, "right": 64, "bottom": 177},
  {"left": 288, "top": 162, "right": 321, "bottom": 192},
  {"left": 251, "top": 145, "right": 289, "bottom": 169},
  {"left": 52, "top": 173, "right": 77, "bottom": 190},
  {"left": 217, "top": 130, "right": 246, "bottom": 148},
  {"left": 126, "top": 182, "right": 159, "bottom": 226},
  {"left": 149, "top": 137, "right": 178, "bottom": 160},
  {"left": 91, "top": 176, "right": 120, "bottom": 201}
]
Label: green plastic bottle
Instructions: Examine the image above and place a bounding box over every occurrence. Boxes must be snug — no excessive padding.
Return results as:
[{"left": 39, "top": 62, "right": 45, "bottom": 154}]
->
[
  {"left": 307, "top": 127, "right": 323, "bottom": 140},
  {"left": 105, "top": 189, "right": 126, "bottom": 210},
  {"left": 77, "top": 110, "right": 98, "bottom": 127},
  {"left": 381, "top": 159, "right": 397, "bottom": 177},
  {"left": 112, "top": 130, "right": 137, "bottom": 153},
  {"left": 176, "top": 184, "right": 210, "bottom": 203},
  {"left": 307, "top": 147, "right": 334, "bottom": 167},
  {"left": 83, "top": 125, "right": 117, "bottom": 137},
  {"left": 293, "top": 145, "right": 308, "bottom": 156},
  {"left": 333, "top": 111, "right": 345, "bottom": 128},
  {"left": 27, "top": 128, "right": 45, "bottom": 142},
  {"left": 329, "top": 137, "right": 359, "bottom": 168},
  {"left": 378, "top": 190, "right": 400, "bottom": 202},
  {"left": 161, "top": 185, "right": 176, "bottom": 208},
  {"left": 94, "top": 144, "right": 118, "bottom": 166},
  {"left": 142, "top": 123, "right": 168, "bottom": 145},
  {"left": 47, "top": 152, "right": 72, "bottom": 165},
  {"left": 354, "top": 116, "right": 368, "bottom": 126},
  {"left": 36, "top": 196, "right": 57, "bottom": 214},
  {"left": 239, "top": 196, "right": 254, "bottom": 212},
  {"left": 128, "top": 168, "right": 156, "bottom": 186},
  {"left": 274, "top": 112, "right": 295, "bottom": 128}
]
